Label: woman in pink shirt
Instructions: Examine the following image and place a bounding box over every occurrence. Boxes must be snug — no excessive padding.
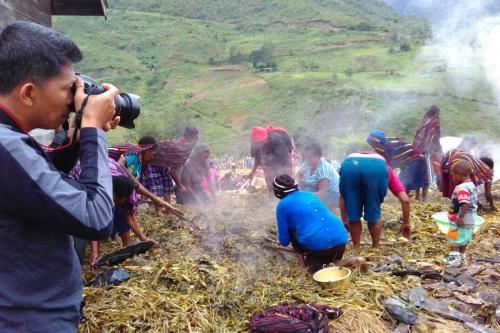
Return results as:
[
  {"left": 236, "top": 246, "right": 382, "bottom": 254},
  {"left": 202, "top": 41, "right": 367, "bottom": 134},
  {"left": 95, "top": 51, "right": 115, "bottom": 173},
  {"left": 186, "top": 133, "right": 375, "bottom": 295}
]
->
[{"left": 339, "top": 151, "right": 411, "bottom": 247}]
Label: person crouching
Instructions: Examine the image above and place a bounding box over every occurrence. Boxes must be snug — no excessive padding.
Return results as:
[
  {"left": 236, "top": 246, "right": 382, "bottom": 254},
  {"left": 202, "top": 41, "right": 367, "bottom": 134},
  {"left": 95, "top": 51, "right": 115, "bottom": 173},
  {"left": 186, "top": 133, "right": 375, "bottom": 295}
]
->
[{"left": 273, "top": 174, "right": 367, "bottom": 273}]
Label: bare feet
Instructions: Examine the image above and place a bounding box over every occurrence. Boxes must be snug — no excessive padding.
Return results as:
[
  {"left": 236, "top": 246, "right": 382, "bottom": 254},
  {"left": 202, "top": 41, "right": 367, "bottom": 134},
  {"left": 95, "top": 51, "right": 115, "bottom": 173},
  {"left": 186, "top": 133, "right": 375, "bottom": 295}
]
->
[{"left": 334, "top": 256, "right": 369, "bottom": 273}]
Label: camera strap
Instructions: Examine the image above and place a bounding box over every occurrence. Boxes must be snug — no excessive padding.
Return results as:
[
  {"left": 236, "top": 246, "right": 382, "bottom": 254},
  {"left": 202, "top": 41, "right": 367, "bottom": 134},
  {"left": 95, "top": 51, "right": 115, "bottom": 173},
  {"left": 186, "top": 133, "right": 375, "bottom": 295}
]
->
[{"left": 75, "top": 95, "right": 90, "bottom": 129}]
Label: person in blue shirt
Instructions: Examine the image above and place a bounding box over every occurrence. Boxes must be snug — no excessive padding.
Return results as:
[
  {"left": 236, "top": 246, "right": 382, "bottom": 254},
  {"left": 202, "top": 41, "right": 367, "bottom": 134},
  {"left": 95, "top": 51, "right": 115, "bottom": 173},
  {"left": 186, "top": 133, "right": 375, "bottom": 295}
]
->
[
  {"left": 298, "top": 142, "right": 340, "bottom": 208},
  {"left": 274, "top": 174, "right": 367, "bottom": 273}
]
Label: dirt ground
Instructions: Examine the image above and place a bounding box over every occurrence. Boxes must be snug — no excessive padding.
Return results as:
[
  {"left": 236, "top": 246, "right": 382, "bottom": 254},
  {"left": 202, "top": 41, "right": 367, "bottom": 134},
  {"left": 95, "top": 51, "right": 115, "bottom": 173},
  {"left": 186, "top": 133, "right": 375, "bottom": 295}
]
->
[{"left": 79, "top": 181, "right": 500, "bottom": 333}]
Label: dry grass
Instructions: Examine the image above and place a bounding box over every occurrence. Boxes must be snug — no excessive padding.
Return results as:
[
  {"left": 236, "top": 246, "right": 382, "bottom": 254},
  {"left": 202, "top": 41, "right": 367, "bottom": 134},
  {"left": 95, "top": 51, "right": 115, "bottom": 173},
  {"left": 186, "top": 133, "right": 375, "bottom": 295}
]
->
[{"left": 79, "top": 190, "right": 499, "bottom": 332}]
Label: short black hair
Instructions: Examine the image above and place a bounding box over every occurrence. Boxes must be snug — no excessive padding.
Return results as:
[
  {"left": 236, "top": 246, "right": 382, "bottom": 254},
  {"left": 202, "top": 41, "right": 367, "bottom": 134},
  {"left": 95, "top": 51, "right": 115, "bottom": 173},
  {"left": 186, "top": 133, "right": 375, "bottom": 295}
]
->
[
  {"left": 112, "top": 176, "right": 135, "bottom": 199},
  {"left": 184, "top": 125, "right": 199, "bottom": 137},
  {"left": 480, "top": 157, "right": 494, "bottom": 170},
  {"left": 304, "top": 142, "right": 322, "bottom": 157},
  {"left": 0, "top": 21, "right": 82, "bottom": 94},
  {"left": 138, "top": 135, "right": 156, "bottom": 146}
]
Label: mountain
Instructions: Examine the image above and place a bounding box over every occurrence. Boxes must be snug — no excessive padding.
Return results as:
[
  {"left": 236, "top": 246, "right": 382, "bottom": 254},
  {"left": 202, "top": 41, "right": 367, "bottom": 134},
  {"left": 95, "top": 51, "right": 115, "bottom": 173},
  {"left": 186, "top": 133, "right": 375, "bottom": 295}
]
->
[
  {"left": 384, "top": 0, "right": 500, "bottom": 21},
  {"left": 53, "top": 0, "right": 500, "bottom": 156},
  {"left": 110, "top": 0, "right": 422, "bottom": 29}
]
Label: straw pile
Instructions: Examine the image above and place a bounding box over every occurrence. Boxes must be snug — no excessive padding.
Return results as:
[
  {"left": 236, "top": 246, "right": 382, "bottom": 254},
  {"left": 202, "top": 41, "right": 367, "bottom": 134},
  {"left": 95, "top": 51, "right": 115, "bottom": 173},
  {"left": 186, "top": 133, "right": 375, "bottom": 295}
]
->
[{"left": 79, "top": 189, "right": 499, "bottom": 333}]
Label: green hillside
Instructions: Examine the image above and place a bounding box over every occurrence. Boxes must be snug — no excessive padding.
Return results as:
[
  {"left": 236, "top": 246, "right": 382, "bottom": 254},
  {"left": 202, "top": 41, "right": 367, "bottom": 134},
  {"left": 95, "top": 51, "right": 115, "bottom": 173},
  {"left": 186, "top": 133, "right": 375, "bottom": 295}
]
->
[
  {"left": 108, "top": 0, "right": 427, "bottom": 30},
  {"left": 54, "top": 0, "right": 500, "bottom": 157}
]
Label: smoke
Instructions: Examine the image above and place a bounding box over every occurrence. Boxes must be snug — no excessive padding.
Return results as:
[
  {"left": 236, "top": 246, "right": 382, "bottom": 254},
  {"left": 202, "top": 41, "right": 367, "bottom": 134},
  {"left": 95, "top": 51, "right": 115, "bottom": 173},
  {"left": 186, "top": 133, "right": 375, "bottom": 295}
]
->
[
  {"left": 186, "top": 190, "right": 283, "bottom": 269},
  {"left": 415, "top": 0, "right": 500, "bottom": 104},
  {"left": 480, "top": 142, "right": 500, "bottom": 181},
  {"left": 407, "top": 0, "right": 500, "bottom": 179}
]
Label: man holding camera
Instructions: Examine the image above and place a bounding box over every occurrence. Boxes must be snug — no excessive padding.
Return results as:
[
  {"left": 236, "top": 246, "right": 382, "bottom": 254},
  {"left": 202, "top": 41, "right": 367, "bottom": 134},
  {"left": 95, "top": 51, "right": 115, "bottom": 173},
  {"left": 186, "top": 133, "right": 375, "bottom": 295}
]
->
[{"left": 0, "top": 21, "right": 120, "bottom": 331}]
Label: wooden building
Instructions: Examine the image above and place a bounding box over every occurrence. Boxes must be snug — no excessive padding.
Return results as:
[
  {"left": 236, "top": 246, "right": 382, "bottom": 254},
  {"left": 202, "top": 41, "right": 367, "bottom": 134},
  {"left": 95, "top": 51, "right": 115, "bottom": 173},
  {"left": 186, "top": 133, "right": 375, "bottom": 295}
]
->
[{"left": 0, "top": 0, "right": 108, "bottom": 28}]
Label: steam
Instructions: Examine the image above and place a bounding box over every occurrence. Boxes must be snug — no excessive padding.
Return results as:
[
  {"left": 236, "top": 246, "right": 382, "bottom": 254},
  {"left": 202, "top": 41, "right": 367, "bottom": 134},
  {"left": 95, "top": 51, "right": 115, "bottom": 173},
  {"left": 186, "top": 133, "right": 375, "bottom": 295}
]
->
[
  {"left": 186, "top": 192, "right": 282, "bottom": 269},
  {"left": 416, "top": 0, "right": 500, "bottom": 104},
  {"left": 406, "top": 0, "right": 500, "bottom": 179}
]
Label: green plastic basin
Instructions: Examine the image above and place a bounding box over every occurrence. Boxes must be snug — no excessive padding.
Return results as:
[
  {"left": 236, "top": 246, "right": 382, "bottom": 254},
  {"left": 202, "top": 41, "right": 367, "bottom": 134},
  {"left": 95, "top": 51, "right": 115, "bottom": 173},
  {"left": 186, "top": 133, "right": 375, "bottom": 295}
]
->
[{"left": 431, "top": 211, "right": 484, "bottom": 234}]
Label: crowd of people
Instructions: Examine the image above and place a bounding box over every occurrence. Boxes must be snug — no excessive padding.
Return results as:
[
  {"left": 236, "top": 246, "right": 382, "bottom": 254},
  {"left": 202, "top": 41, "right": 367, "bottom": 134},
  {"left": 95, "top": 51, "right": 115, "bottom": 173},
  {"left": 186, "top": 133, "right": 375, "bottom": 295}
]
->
[
  {"left": 235, "top": 107, "right": 495, "bottom": 275},
  {"left": 0, "top": 21, "right": 497, "bottom": 332}
]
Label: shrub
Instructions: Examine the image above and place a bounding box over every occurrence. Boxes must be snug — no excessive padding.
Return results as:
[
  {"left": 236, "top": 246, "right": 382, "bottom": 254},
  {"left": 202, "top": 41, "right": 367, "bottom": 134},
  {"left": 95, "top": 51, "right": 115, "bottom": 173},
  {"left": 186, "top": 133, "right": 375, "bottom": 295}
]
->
[{"left": 345, "top": 67, "right": 354, "bottom": 78}]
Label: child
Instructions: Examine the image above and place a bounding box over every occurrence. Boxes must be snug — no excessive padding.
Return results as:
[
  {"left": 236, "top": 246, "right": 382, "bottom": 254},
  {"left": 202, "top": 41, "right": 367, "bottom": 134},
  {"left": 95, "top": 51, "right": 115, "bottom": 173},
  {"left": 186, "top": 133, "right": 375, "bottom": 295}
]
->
[
  {"left": 90, "top": 176, "right": 137, "bottom": 265},
  {"left": 444, "top": 160, "right": 478, "bottom": 267}
]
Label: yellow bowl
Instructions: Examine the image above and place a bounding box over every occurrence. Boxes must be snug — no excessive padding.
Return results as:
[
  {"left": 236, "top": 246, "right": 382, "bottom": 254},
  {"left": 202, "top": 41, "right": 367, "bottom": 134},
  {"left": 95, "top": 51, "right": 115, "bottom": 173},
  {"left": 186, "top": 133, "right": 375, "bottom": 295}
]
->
[{"left": 313, "top": 267, "right": 351, "bottom": 289}]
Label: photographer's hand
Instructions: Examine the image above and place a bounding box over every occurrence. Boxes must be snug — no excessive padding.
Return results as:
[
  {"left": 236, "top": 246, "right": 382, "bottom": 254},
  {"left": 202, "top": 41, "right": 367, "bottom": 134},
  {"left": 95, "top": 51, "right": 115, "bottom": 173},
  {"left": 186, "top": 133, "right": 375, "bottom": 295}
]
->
[
  {"left": 74, "top": 77, "right": 119, "bottom": 130},
  {"left": 104, "top": 117, "right": 121, "bottom": 132}
]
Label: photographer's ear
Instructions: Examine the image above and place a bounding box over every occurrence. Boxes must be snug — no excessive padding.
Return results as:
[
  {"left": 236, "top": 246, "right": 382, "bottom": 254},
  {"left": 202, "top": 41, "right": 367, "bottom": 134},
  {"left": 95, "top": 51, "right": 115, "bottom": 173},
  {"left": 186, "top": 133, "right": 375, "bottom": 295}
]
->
[
  {"left": 18, "top": 81, "right": 36, "bottom": 106},
  {"left": 73, "top": 76, "right": 85, "bottom": 111}
]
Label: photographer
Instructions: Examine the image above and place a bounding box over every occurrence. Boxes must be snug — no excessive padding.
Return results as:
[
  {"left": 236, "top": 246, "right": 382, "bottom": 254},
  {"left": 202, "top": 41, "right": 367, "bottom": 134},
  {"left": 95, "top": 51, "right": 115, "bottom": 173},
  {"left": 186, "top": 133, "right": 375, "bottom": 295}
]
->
[{"left": 0, "top": 21, "right": 119, "bottom": 332}]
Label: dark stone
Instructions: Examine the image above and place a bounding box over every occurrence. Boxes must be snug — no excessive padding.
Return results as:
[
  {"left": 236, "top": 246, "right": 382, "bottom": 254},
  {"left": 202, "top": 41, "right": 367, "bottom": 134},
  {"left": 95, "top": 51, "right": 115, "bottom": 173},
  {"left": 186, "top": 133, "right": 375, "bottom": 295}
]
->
[
  {"left": 465, "top": 322, "right": 499, "bottom": 333},
  {"left": 374, "top": 263, "right": 392, "bottom": 273},
  {"left": 408, "top": 289, "right": 475, "bottom": 323},
  {"left": 443, "top": 297, "right": 481, "bottom": 314},
  {"left": 455, "top": 273, "right": 477, "bottom": 292},
  {"left": 408, "top": 287, "right": 426, "bottom": 307},
  {"left": 478, "top": 291, "right": 500, "bottom": 306},
  {"left": 433, "top": 290, "right": 453, "bottom": 298},
  {"left": 423, "top": 281, "right": 460, "bottom": 292},
  {"left": 384, "top": 298, "right": 418, "bottom": 325},
  {"left": 420, "top": 297, "right": 475, "bottom": 323},
  {"left": 388, "top": 254, "right": 404, "bottom": 265},
  {"left": 442, "top": 274, "right": 464, "bottom": 286},
  {"left": 478, "top": 269, "right": 500, "bottom": 283},
  {"left": 445, "top": 267, "right": 466, "bottom": 277},
  {"left": 464, "top": 264, "right": 486, "bottom": 277},
  {"left": 90, "top": 268, "right": 130, "bottom": 287},
  {"left": 452, "top": 293, "right": 483, "bottom": 306}
]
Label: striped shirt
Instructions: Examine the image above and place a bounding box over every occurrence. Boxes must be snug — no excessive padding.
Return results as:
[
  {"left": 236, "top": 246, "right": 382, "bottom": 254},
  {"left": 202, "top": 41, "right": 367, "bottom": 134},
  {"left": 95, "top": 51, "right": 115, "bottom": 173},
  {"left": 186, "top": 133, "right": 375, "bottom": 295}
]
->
[
  {"left": 153, "top": 135, "right": 198, "bottom": 169},
  {"left": 442, "top": 150, "right": 493, "bottom": 185},
  {"left": 371, "top": 137, "right": 424, "bottom": 169}
]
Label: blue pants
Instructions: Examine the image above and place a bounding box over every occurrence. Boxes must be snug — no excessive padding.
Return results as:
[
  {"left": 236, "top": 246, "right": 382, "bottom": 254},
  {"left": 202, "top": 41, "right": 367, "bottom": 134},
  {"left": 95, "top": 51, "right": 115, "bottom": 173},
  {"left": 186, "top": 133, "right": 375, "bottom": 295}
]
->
[
  {"left": 112, "top": 207, "right": 130, "bottom": 234},
  {"left": 399, "top": 158, "right": 427, "bottom": 190},
  {"left": 339, "top": 157, "right": 388, "bottom": 223}
]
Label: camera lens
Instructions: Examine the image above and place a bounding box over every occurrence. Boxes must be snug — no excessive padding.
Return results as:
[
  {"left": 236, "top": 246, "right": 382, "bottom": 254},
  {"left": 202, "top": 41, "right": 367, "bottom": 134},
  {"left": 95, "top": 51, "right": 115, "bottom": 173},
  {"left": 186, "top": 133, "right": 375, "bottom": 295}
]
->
[
  {"left": 72, "top": 73, "right": 141, "bottom": 129},
  {"left": 114, "top": 93, "right": 140, "bottom": 129}
]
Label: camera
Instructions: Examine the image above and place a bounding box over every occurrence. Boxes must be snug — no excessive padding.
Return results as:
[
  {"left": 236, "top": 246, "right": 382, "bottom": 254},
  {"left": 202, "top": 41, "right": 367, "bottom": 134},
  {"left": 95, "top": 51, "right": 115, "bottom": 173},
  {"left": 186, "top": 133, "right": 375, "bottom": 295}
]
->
[{"left": 72, "top": 74, "right": 140, "bottom": 129}]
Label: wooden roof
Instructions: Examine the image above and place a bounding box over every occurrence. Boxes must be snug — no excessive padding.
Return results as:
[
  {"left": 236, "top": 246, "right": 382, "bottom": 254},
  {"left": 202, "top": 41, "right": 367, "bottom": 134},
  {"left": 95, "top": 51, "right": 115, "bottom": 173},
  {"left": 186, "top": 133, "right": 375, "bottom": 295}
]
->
[
  {"left": 0, "top": 0, "right": 108, "bottom": 28},
  {"left": 51, "top": 0, "right": 108, "bottom": 16}
]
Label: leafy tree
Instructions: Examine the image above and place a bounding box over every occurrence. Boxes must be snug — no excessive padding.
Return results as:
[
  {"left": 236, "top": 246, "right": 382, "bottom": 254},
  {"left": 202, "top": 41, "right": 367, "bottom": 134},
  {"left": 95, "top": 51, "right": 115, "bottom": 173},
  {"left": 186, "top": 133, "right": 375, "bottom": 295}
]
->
[
  {"left": 345, "top": 67, "right": 354, "bottom": 78},
  {"left": 249, "top": 50, "right": 262, "bottom": 66},
  {"left": 260, "top": 42, "right": 273, "bottom": 63},
  {"left": 400, "top": 40, "right": 411, "bottom": 52},
  {"left": 249, "top": 42, "right": 274, "bottom": 66},
  {"left": 228, "top": 46, "right": 247, "bottom": 64}
]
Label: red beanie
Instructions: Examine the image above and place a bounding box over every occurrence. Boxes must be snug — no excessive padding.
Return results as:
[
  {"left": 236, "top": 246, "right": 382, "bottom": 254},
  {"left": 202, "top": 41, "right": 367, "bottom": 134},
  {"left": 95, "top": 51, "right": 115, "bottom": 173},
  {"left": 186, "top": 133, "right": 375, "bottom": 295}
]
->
[{"left": 250, "top": 127, "right": 268, "bottom": 143}]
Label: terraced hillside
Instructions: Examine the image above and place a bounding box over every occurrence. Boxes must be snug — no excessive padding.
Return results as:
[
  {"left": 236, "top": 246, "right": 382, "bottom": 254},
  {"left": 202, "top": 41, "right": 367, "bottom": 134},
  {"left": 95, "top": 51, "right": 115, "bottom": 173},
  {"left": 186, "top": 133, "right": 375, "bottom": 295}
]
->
[{"left": 54, "top": 0, "right": 500, "bottom": 156}]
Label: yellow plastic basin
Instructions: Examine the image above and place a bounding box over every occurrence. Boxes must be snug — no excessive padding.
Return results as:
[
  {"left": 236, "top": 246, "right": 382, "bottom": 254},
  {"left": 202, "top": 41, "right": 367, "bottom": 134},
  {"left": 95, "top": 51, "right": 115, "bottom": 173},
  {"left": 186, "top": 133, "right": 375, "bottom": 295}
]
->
[{"left": 313, "top": 267, "right": 351, "bottom": 289}]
